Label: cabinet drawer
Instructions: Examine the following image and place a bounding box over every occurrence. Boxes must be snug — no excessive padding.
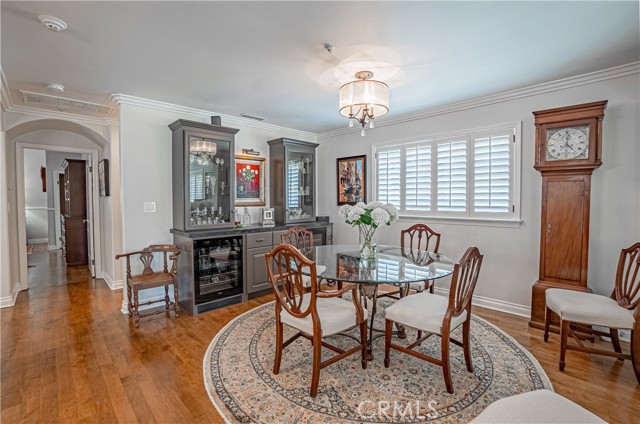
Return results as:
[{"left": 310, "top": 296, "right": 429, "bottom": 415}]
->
[{"left": 246, "top": 232, "right": 273, "bottom": 249}]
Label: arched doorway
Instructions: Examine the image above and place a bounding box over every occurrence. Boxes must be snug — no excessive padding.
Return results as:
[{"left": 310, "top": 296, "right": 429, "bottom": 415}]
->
[{"left": 4, "top": 119, "right": 113, "bottom": 296}]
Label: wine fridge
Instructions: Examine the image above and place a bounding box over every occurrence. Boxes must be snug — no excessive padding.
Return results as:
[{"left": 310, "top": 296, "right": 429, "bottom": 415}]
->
[{"left": 193, "top": 236, "right": 243, "bottom": 304}]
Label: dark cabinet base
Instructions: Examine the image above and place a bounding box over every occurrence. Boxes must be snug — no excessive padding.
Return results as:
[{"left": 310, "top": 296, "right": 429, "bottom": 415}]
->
[{"left": 62, "top": 217, "right": 88, "bottom": 266}]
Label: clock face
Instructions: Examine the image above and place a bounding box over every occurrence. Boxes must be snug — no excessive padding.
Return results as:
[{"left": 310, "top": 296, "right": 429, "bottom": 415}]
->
[{"left": 546, "top": 125, "right": 589, "bottom": 161}]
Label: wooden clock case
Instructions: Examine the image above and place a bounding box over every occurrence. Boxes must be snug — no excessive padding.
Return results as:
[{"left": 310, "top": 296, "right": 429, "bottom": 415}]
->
[{"left": 529, "top": 100, "right": 607, "bottom": 330}]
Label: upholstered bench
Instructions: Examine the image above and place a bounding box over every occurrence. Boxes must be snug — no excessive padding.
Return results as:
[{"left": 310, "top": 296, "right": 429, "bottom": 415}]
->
[{"left": 471, "top": 390, "right": 605, "bottom": 423}]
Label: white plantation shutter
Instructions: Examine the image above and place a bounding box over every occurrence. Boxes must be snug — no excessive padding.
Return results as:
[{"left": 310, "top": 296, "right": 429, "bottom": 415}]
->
[
  {"left": 287, "top": 161, "right": 299, "bottom": 208},
  {"left": 374, "top": 123, "right": 519, "bottom": 221},
  {"left": 405, "top": 145, "right": 431, "bottom": 211},
  {"left": 190, "top": 169, "right": 203, "bottom": 202},
  {"left": 437, "top": 140, "right": 467, "bottom": 212},
  {"left": 377, "top": 148, "right": 401, "bottom": 208},
  {"left": 474, "top": 133, "right": 511, "bottom": 213}
]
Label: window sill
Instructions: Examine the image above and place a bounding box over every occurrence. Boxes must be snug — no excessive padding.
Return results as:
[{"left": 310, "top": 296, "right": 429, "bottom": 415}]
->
[{"left": 399, "top": 215, "right": 523, "bottom": 228}]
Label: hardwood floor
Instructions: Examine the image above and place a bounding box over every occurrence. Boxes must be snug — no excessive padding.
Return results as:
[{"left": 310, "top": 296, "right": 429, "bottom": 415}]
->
[{"left": 2, "top": 250, "right": 638, "bottom": 423}]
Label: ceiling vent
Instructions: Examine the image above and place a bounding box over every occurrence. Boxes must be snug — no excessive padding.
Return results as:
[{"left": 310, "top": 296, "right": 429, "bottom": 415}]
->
[
  {"left": 20, "top": 90, "right": 112, "bottom": 115},
  {"left": 38, "top": 15, "right": 68, "bottom": 32},
  {"left": 239, "top": 113, "right": 266, "bottom": 122}
]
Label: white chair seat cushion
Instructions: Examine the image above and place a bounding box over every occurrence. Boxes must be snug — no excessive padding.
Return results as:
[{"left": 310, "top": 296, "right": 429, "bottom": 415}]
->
[
  {"left": 408, "top": 280, "right": 432, "bottom": 292},
  {"left": 470, "top": 389, "right": 605, "bottom": 423},
  {"left": 546, "top": 289, "right": 634, "bottom": 329},
  {"left": 301, "top": 265, "right": 326, "bottom": 288},
  {"left": 280, "top": 293, "right": 367, "bottom": 337},
  {"left": 384, "top": 292, "right": 467, "bottom": 335}
]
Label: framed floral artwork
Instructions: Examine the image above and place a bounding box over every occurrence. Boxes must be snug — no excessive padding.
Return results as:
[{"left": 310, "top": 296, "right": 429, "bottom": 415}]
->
[
  {"left": 337, "top": 155, "right": 366, "bottom": 205},
  {"left": 234, "top": 155, "right": 266, "bottom": 206}
]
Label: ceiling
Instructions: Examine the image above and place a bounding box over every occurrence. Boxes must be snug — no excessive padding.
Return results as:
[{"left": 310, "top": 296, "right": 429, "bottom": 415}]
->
[{"left": 2, "top": 1, "right": 639, "bottom": 133}]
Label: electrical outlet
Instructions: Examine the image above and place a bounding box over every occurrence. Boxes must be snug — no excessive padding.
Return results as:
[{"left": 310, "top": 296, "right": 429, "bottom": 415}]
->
[{"left": 143, "top": 202, "right": 156, "bottom": 213}]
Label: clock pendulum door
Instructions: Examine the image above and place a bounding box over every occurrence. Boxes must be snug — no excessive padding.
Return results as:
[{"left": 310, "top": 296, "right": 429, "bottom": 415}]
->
[{"left": 529, "top": 100, "right": 607, "bottom": 331}]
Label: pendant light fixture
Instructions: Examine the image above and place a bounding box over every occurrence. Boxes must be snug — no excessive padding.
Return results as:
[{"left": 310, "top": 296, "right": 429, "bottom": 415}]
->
[{"left": 339, "top": 71, "right": 389, "bottom": 136}]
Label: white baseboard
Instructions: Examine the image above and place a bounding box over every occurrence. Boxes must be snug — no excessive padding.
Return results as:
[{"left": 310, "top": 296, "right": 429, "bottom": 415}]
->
[
  {"left": 0, "top": 282, "right": 22, "bottom": 308},
  {"left": 434, "top": 287, "right": 531, "bottom": 318},
  {"left": 103, "top": 273, "right": 123, "bottom": 290},
  {"left": 27, "top": 238, "right": 48, "bottom": 244}
]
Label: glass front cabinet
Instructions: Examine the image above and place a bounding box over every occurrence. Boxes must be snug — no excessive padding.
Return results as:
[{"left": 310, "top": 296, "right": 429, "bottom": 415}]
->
[
  {"left": 267, "top": 138, "right": 319, "bottom": 224},
  {"left": 170, "top": 119, "right": 238, "bottom": 231}
]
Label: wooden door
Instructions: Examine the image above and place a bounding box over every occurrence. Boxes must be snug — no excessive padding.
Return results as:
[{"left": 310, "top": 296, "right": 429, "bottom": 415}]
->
[{"left": 540, "top": 174, "right": 590, "bottom": 287}]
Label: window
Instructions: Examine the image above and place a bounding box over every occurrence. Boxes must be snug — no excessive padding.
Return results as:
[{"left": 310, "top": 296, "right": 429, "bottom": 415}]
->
[{"left": 374, "top": 123, "right": 520, "bottom": 221}]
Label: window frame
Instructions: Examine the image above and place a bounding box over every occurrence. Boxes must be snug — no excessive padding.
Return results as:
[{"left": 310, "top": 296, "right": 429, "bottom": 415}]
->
[{"left": 372, "top": 122, "right": 522, "bottom": 226}]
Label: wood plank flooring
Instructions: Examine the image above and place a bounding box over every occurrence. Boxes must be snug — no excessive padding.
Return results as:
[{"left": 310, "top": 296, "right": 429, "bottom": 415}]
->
[{"left": 2, "top": 250, "right": 638, "bottom": 423}]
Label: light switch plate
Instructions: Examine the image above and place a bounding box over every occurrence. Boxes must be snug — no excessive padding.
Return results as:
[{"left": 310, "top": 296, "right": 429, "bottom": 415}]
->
[{"left": 143, "top": 201, "right": 156, "bottom": 213}]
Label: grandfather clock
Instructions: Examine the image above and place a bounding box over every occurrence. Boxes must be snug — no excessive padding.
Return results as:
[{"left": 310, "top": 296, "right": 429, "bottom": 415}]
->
[{"left": 529, "top": 100, "right": 607, "bottom": 330}]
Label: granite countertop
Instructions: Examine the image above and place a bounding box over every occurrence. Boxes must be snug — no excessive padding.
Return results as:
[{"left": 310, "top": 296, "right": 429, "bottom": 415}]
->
[{"left": 170, "top": 220, "right": 331, "bottom": 239}]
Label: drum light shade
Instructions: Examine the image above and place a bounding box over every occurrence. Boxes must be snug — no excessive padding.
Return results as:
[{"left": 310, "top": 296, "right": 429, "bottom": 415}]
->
[{"left": 338, "top": 71, "right": 389, "bottom": 135}]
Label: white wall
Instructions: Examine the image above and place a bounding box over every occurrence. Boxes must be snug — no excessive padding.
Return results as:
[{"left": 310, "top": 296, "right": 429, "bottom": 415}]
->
[
  {"left": 317, "top": 72, "right": 640, "bottom": 312},
  {"left": 23, "top": 148, "right": 48, "bottom": 243},
  {"left": 117, "top": 101, "right": 316, "bottom": 304}
]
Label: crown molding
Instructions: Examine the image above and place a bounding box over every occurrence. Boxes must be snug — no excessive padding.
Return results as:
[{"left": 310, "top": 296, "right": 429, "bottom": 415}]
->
[
  {"left": 318, "top": 61, "right": 640, "bottom": 140},
  {"left": 111, "top": 94, "right": 318, "bottom": 141}
]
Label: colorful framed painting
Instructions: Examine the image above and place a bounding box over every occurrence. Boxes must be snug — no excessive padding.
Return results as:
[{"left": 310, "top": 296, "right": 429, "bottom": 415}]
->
[
  {"left": 234, "top": 155, "right": 266, "bottom": 206},
  {"left": 337, "top": 155, "right": 366, "bottom": 205}
]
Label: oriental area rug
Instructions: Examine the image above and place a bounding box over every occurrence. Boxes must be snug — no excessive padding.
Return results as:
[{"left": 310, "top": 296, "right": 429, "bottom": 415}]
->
[{"left": 203, "top": 300, "right": 552, "bottom": 423}]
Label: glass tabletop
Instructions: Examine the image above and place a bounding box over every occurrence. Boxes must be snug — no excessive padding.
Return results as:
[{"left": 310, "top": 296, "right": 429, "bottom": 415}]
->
[{"left": 298, "top": 244, "right": 455, "bottom": 284}]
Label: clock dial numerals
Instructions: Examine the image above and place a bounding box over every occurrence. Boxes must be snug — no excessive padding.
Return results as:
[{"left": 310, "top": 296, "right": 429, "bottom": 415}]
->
[{"left": 546, "top": 125, "right": 589, "bottom": 161}]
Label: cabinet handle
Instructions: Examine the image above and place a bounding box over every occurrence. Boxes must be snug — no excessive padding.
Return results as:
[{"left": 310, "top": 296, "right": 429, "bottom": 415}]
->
[
  {"left": 256, "top": 238, "right": 265, "bottom": 242},
  {"left": 547, "top": 223, "right": 552, "bottom": 234}
]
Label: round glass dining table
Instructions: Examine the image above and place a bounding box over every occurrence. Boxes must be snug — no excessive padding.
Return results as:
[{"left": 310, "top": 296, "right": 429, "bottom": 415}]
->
[{"left": 298, "top": 244, "right": 456, "bottom": 359}]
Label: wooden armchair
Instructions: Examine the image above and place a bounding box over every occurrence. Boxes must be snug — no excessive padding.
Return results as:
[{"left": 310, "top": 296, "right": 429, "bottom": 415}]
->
[
  {"left": 265, "top": 243, "right": 367, "bottom": 397},
  {"left": 545, "top": 242, "right": 640, "bottom": 383},
  {"left": 115, "top": 244, "right": 180, "bottom": 327},
  {"left": 384, "top": 246, "right": 483, "bottom": 393}
]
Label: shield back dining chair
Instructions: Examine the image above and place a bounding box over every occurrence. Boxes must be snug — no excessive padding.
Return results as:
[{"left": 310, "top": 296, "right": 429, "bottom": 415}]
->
[
  {"left": 265, "top": 243, "right": 367, "bottom": 397},
  {"left": 280, "top": 226, "right": 327, "bottom": 290},
  {"left": 384, "top": 246, "right": 483, "bottom": 393},
  {"left": 544, "top": 242, "right": 640, "bottom": 383}
]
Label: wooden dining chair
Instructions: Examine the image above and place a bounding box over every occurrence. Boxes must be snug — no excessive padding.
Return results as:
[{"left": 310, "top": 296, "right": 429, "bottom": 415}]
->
[
  {"left": 384, "top": 246, "right": 483, "bottom": 394},
  {"left": 280, "top": 226, "right": 327, "bottom": 290},
  {"left": 544, "top": 242, "right": 640, "bottom": 383},
  {"left": 265, "top": 243, "right": 367, "bottom": 397},
  {"left": 115, "top": 244, "right": 180, "bottom": 328},
  {"left": 381, "top": 223, "right": 442, "bottom": 301}
]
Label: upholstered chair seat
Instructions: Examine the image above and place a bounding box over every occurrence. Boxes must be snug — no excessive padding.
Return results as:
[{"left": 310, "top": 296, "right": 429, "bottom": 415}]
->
[
  {"left": 546, "top": 289, "right": 635, "bottom": 329},
  {"left": 301, "top": 265, "right": 326, "bottom": 288},
  {"left": 385, "top": 292, "right": 467, "bottom": 335},
  {"left": 471, "top": 390, "right": 605, "bottom": 424},
  {"left": 281, "top": 292, "right": 368, "bottom": 337}
]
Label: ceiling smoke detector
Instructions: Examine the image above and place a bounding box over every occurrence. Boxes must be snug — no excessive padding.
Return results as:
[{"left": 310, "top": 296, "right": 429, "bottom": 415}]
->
[
  {"left": 46, "top": 83, "right": 64, "bottom": 93},
  {"left": 38, "top": 15, "right": 68, "bottom": 32}
]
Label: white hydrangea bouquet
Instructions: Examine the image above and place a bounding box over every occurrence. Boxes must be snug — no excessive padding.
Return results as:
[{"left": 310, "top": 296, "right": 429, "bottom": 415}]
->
[{"left": 338, "top": 201, "right": 399, "bottom": 258}]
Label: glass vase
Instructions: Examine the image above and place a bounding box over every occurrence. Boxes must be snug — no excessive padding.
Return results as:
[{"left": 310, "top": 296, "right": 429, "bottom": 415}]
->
[{"left": 359, "top": 225, "right": 377, "bottom": 258}]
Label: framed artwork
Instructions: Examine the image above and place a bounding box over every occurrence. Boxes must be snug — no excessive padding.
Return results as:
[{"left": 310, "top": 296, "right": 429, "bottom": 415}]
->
[
  {"left": 98, "top": 159, "right": 110, "bottom": 197},
  {"left": 337, "top": 155, "right": 366, "bottom": 205},
  {"left": 234, "top": 155, "right": 266, "bottom": 206}
]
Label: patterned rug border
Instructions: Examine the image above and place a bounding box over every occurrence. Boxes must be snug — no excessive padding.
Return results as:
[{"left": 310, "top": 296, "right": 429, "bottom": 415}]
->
[{"left": 203, "top": 301, "right": 553, "bottom": 424}]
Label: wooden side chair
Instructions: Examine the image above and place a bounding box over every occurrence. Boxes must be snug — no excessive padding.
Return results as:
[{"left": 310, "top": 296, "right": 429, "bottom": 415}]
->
[
  {"left": 115, "top": 244, "right": 180, "bottom": 328},
  {"left": 384, "top": 246, "right": 483, "bottom": 394},
  {"left": 382, "top": 223, "right": 442, "bottom": 300},
  {"left": 544, "top": 242, "right": 640, "bottom": 383},
  {"left": 280, "top": 226, "right": 327, "bottom": 290},
  {"left": 265, "top": 243, "right": 367, "bottom": 397}
]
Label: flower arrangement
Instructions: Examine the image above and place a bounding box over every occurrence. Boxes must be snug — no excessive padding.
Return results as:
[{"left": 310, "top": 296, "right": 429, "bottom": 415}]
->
[
  {"left": 338, "top": 201, "right": 399, "bottom": 257},
  {"left": 240, "top": 165, "right": 258, "bottom": 182}
]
